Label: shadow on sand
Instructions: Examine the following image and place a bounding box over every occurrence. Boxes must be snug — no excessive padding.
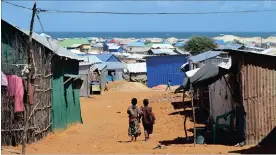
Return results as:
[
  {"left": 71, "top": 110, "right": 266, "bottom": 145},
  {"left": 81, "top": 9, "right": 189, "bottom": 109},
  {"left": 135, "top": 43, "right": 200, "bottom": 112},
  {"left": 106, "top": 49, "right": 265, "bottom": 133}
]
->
[{"left": 159, "top": 136, "right": 194, "bottom": 146}]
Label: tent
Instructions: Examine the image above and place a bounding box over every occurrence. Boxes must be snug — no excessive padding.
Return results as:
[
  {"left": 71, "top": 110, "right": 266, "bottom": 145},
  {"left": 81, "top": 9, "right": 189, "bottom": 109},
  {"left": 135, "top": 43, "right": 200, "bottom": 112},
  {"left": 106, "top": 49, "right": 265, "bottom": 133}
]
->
[{"left": 182, "top": 63, "right": 230, "bottom": 90}]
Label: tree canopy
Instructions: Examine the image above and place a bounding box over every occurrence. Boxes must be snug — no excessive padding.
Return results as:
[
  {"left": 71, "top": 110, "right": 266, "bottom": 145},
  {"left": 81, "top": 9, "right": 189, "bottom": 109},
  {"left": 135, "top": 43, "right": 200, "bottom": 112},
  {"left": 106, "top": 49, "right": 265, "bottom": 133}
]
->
[{"left": 184, "top": 36, "right": 217, "bottom": 55}]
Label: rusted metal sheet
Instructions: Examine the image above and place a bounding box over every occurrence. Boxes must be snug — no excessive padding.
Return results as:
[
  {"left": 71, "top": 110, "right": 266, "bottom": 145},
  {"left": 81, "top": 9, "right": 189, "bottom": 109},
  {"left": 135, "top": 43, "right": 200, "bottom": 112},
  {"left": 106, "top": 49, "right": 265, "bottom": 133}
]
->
[{"left": 241, "top": 54, "right": 276, "bottom": 145}]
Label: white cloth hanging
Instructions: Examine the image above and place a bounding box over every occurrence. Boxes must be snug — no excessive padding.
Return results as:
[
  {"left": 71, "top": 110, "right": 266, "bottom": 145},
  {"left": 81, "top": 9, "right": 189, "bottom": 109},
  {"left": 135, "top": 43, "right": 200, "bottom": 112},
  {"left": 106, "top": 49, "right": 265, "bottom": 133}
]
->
[{"left": 1, "top": 71, "right": 8, "bottom": 86}]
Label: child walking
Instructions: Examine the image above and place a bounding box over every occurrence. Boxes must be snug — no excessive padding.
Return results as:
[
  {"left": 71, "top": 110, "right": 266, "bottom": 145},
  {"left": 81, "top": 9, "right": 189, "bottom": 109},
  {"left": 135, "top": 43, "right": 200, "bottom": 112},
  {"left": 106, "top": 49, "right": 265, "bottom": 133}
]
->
[
  {"left": 140, "top": 99, "right": 156, "bottom": 141},
  {"left": 166, "top": 80, "right": 171, "bottom": 91}
]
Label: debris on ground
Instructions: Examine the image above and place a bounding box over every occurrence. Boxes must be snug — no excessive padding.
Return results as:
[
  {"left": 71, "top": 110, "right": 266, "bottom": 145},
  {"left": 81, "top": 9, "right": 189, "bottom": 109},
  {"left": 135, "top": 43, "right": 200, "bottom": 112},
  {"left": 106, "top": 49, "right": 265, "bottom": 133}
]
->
[
  {"left": 153, "top": 144, "right": 167, "bottom": 149},
  {"left": 108, "top": 81, "right": 150, "bottom": 92}
]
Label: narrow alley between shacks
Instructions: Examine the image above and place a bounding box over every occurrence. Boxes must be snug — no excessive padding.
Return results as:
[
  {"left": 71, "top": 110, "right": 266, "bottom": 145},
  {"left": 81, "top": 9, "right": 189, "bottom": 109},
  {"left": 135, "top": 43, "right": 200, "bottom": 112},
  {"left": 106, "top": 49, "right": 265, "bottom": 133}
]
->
[{"left": 2, "top": 81, "right": 262, "bottom": 154}]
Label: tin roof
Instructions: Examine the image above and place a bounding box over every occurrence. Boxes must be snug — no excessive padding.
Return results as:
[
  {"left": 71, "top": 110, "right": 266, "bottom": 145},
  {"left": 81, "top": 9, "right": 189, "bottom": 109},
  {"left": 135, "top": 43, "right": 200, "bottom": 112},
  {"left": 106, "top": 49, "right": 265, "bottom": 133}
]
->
[
  {"left": 103, "top": 62, "right": 125, "bottom": 70},
  {"left": 224, "top": 48, "right": 276, "bottom": 57},
  {"left": 189, "top": 51, "right": 222, "bottom": 63},
  {"left": 59, "top": 38, "right": 90, "bottom": 48},
  {"left": 94, "top": 54, "right": 121, "bottom": 62},
  {"left": 150, "top": 49, "right": 177, "bottom": 55},
  {"left": 216, "top": 44, "right": 244, "bottom": 50},
  {"left": 152, "top": 44, "right": 174, "bottom": 49},
  {"left": 174, "top": 42, "right": 185, "bottom": 47},
  {"left": 127, "top": 41, "right": 145, "bottom": 47},
  {"left": 77, "top": 54, "right": 102, "bottom": 64},
  {"left": 21, "top": 30, "right": 84, "bottom": 61}
]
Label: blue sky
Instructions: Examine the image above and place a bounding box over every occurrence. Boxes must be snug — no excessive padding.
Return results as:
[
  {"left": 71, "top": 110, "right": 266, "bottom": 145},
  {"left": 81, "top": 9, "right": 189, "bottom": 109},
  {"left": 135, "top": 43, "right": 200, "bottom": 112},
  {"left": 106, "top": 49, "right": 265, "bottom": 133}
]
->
[{"left": 2, "top": 1, "right": 276, "bottom": 32}]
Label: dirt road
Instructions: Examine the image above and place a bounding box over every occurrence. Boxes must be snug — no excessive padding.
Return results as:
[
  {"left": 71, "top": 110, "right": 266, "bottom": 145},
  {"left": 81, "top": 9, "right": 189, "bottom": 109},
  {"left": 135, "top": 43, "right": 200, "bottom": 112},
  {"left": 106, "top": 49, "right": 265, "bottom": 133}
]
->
[{"left": 2, "top": 82, "right": 256, "bottom": 154}]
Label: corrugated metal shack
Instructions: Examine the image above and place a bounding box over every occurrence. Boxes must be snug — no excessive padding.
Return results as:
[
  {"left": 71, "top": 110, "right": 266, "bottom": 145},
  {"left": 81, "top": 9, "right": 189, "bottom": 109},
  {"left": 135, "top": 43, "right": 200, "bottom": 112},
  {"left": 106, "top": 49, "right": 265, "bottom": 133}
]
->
[
  {"left": 146, "top": 55, "right": 188, "bottom": 88},
  {"left": 79, "top": 62, "right": 92, "bottom": 97},
  {"left": 125, "top": 63, "right": 147, "bottom": 83},
  {"left": 94, "top": 54, "right": 121, "bottom": 63},
  {"left": 103, "top": 62, "right": 125, "bottom": 82},
  {"left": 1, "top": 20, "right": 84, "bottom": 145},
  {"left": 90, "top": 64, "right": 108, "bottom": 91},
  {"left": 224, "top": 49, "right": 276, "bottom": 145}
]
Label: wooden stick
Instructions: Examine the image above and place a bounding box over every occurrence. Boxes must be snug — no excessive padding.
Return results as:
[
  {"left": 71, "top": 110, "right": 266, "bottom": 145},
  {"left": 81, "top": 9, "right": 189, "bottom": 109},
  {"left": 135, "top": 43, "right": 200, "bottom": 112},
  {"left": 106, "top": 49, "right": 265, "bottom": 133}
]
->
[
  {"left": 28, "top": 102, "right": 40, "bottom": 121},
  {"left": 35, "top": 88, "right": 52, "bottom": 92},
  {"left": 191, "top": 88, "right": 196, "bottom": 146},
  {"left": 1, "top": 148, "right": 21, "bottom": 154},
  {"left": 22, "top": 2, "right": 36, "bottom": 155},
  {"left": 36, "top": 105, "right": 51, "bottom": 111},
  {"left": 182, "top": 91, "right": 187, "bottom": 139},
  {"left": 1, "top": 126, "right": 38, "bottom": 132},
  {"left": 35, "top": 124, "right": 51, "bottom": 135}
]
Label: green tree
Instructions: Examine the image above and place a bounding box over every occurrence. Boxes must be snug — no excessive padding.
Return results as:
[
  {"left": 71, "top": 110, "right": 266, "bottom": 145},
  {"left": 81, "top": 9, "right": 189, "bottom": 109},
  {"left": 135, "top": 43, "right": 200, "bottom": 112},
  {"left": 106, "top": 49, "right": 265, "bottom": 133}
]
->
[{"left": 184, "top": 36, "right": 217, "bottom": 55}]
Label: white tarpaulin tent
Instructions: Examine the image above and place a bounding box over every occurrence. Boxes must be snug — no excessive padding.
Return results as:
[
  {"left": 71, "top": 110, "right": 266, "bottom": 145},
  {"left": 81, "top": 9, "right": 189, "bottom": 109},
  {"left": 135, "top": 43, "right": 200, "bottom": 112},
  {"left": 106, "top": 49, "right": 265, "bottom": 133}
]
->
[{"left": 125, "top": 63, "right": 147, "bottom": 73}]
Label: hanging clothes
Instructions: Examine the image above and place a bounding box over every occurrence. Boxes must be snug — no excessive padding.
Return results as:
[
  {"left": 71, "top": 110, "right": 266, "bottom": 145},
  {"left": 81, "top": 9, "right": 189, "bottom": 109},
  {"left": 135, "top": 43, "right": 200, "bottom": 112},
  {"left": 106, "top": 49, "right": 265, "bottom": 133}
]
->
[
  {"left": 1, "top": 71, "right": 8, "bottom": 86},
  {"left": 6, "top": 75, "right": 24, "bottom": 112}
]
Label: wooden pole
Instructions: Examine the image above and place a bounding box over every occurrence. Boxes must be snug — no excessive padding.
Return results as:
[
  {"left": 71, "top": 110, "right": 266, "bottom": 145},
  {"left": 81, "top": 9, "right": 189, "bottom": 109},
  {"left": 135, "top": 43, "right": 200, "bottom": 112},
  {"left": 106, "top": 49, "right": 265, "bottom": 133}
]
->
[
  {"left": 22, "top": 2, "right": 36, "bottom": 155},
  {"left": 183, "top": 91, "right": 188, "bottom": 140},
  {"left": 191, "top": 87, "right": 196, "bottom": 146},
  {"left": 188, "top": 54, "right": 196, "bottom": 146}
]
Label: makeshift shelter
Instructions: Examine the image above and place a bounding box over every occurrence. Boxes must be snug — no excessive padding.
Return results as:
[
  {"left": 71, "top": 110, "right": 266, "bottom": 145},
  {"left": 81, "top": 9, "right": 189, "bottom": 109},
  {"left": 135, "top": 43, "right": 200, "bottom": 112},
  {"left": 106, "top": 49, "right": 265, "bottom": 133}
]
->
[
  {"left": 180, "top": 48, "right": 276, "bottom": 145},
  {"left": 125, "top": 63, "right": 147, "bottom": 83},
  {"left": 146, "top": 55, "right": 188, "bottom": 88},
  {"left": 182, "top": 63, "right": 230, "bottom": 90},
  {"left": 103, "top": 62, "right": 125, "bottom": 82},
  {"left": 148, "top": 49, "right": 177, "bottom": 55},
  {"left": 1, "top": 20, "right": 84, "bottom": 146},
  {"left": 103, "top": 43, "right": 123, "bottom": 53},
  {"left": 90, "top": 64, "right": 108, "bottom": 91},
  {"left": 223, "top": 48, "right": 276, "bottom": 145},
  {"left": 79, "top": 62, "right": 93, "bottom": 97},
  {"left": 93, "top": 54, "right": 121, "bottom": 63}
]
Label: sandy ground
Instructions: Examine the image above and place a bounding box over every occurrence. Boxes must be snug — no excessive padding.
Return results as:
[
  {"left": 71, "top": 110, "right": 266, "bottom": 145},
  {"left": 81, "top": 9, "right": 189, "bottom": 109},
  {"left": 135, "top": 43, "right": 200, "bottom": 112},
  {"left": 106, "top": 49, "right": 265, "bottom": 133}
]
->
[{"left": 1, "top": 82, "right": 269, "bottom": 154}]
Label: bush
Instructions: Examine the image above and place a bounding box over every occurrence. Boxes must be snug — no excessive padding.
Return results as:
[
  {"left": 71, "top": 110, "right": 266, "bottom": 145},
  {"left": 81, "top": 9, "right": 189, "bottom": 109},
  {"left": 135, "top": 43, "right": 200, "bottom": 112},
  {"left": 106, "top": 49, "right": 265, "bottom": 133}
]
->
[{"left": 184, "top": 36, "right": 217, "bottom": 55}]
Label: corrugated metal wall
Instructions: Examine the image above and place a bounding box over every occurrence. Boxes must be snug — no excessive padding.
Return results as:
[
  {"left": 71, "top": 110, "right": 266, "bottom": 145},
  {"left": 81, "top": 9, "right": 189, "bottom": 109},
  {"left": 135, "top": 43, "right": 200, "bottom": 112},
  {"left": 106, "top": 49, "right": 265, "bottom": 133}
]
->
[
  {"left": 79, "top": 75, "right": 89, "bottom": 97},
  {"left": 51, "top": 58, "right": 83, "bottom": 131},
  {"left": 146, "top": 55, "right": 188, "bottom": 88},
  {"left": 100, "top": 69, "right": 108, "bottom": 90},
  {"left": 79, "top": 65, "right": 90, "bottom": 97},
  {"left": 240, "top": 53, "right": 276, "bottom": 145}
]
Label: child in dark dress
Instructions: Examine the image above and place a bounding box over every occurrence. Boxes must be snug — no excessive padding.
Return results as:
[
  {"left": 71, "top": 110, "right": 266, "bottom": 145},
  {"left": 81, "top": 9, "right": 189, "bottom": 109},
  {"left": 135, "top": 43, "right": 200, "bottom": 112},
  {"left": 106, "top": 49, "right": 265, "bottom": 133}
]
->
[{"left": 140, "top": 99, "right": 156, "bottom": 141}]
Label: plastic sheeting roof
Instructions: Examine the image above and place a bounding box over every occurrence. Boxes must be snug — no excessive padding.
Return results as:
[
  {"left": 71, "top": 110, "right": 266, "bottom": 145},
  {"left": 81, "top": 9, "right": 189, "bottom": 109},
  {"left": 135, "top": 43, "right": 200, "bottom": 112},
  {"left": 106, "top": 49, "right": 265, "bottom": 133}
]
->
[
  {"left": 151, "top": 44, "right": 174, "bottom": 49},
  {"left": 126, "top": 63, "right": 147, "bottom": 73},
  {"left": 189, "top": 51, "right": 222, "bottom": 63},
  {"left": 185, "top": 58, "right": 232, "bottom": 77},
  {"left": 185, "top": 68, "right": 200, "bottom": 78},
  {"left": 150, "top": 49, "right": 177, "bottom": 55},
  {"left": 260, "top": 48, "right": 276, "bottom": 56}
]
